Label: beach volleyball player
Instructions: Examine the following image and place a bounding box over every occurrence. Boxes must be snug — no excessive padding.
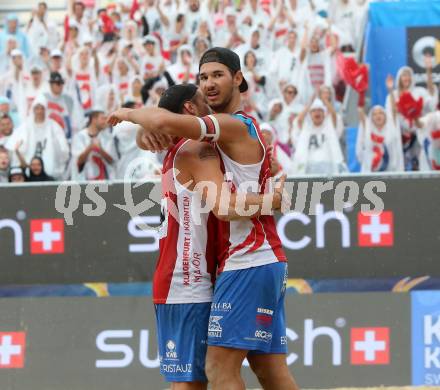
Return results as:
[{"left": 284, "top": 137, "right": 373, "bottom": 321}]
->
[
  {"left": 109, "top": 83, "right": 287, "bottom": 389},
  {"left": 109, "top": 47, "right": 298, "bottom": 389}
]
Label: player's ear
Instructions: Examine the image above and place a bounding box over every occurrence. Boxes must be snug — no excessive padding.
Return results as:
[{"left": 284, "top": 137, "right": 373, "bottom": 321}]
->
[
  {"left": 182, "top": 101, "right": 195, "bottom": 115},
  {"left": 234, "top": 70, "right": 244, "bottom": 89}
]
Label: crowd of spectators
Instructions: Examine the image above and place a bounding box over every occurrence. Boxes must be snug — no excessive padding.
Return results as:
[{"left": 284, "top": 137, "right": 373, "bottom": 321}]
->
[{"left": 0, "top": 0, "right": 438, "bottom": 183}]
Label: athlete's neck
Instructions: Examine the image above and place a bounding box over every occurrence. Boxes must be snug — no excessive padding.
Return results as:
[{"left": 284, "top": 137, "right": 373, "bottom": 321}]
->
[{"left": 213, "top": 90, "right": 242, "bottom": 114}]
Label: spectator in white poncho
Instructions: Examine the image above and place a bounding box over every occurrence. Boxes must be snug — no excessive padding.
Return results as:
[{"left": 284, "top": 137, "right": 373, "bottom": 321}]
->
[
  {"left": 267, "top": 98, "right": 285, "bottom": 139},
  {"left": 241, "top": 50, "right": 268, "bottom": 116},
  {"left": 23, "top": 64, "right": 47, "bottom": 117},
  {"left": 5, "top": 95, "right": 69, "bottom": 179},
  {"left": 71, "top": 107, "right": 117, "bottom": 180},
  {"left": 416, "top": 110, "right": 440, "bottom": 171},
  {"left": 269, "top": 30, "right": 300, "bottom": 96},
  {"left": 298, "top": 25, "right": 333, "bottom": 104},
  {"left": 386, "top": 63, "right": 438, "bottom": 170},
  {"left": 0, "top": 113, "right": 14, "bottom": 147},
  {"left": 140, "top": 35, "right": 166, "bottom": 82},
  {"left": 279, "top": 83, "right": 304, "bottom": 146},
  {"left": 260, "top": 122, "right": 293, "bottom": 177},
  {"left": 292, "top": 98, "right": 347, "bottom": 174},
  {"left": 166, "top": 44, "right": 198, "bottom": 85},
  {"left": 26, "top": 2, "right": 59, "bottom": 54},
  {"left": 113, "top": 117, "right": 161, "bottom": 180},
  {"left": 356, "top": 105, "right": 404, "bottom": 173},
  {"left": 318, "top": 84, "right": 344, "bottom": 138},
  {"left": 0, "top": 147, "right": 10, "bottom": 183},
  {"left": 96, "top": 84, "right": 120, "bottom": 115},
  {"left": 0, "top": 49, "right": 28, "bottom": 122}
]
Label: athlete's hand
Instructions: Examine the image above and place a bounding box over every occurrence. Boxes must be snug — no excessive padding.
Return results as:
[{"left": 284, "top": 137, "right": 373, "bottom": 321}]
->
[
  {"left": 108, "top": 108, "right": 133, "bottom": 126},
  {"left": 272, "top": 174, "right": 288, "bottom": 211},
  {"left": 137, "top": 127, "right": 174, "bottom": 152},
  {"left": 267, "top": 145, "right": 282, "bottom": 177}
]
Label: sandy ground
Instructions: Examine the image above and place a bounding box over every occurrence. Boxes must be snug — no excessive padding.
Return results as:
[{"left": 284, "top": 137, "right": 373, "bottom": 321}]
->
[
  {"left": 163, "top": 387, "right": 440, "bottom": 390},
  {"left": 247, "top": 388, "right": 440, "bottom": 390}
]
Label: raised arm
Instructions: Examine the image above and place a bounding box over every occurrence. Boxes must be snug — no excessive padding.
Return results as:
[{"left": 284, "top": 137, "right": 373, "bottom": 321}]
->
[
  {"left": 14, "top": 141, "right": 28, "bottom": 169},
  {"left": 299, "top": 24, "right": 309, "bottom": 63},
  {"left": 357, "top": 106, "right": 366, "bottom": 128},
  {"left": 322, "top": 94, "right": 337, "bottom": 128},
  {"left": 187, "top": 143, "right": 285, "bottom": 221},
  {"left": 296, "top": 94, "right": 315, "bottom": 129},
  {"left": 92, "top": 46, "right": 100, "bottom": 79},
  {"left": 385, "top": 74, "right": 397, "bottom": 122},
  {"left": 156, "top": 0, "right": 170, "bottom": 28},
  {"left": 108, "top": 107, "right": 251, "bottom": 145}
]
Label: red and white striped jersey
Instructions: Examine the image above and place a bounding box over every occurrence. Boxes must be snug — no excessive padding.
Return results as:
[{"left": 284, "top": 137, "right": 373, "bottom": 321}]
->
[
  {"left": 74, "top": 71, "right": 96, "bottom": 110},
  {"left": 215, "top": 112, "right": 287, "bottom": 273},
  {"left": 153, "top": 139, "right": 217, "bottom": 304}
]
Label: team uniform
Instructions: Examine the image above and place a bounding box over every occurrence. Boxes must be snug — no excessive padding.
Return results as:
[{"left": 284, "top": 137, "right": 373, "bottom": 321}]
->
[
  {"left": 154, "top": 138, "right": 217, "bottom": 382},
  {"left": 208, "top": 112, "right": 288, "bottom": 354}
]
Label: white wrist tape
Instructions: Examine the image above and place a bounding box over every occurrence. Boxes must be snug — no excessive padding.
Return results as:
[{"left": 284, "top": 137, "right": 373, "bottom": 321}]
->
[{"left": 197, "top": 115, "right": 221, "bottom": 143}]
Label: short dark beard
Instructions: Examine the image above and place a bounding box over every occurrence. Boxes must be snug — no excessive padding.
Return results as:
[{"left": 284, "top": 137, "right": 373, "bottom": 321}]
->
[{"left": 207, "top": 83, "right": 234, "bottom": 113}]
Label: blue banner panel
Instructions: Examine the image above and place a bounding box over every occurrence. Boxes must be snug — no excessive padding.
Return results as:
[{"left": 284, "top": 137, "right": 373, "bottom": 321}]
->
[
  {"left": 365, "top": 27, "right": 406, "bottom": 105},
  {"left": 0, "top": 294, "right": 412, "bottom": 389},
  {"left": 369, "top": 1, "right": 440, "bottom": 28},
  {"left": 365, "top": 1, "right": 440, "bottom": 105},
  {"left": 346, "top": 127, "right": 361, "bottom": 173},
  {"left": 0, "top": 176, "right": 439, "bottom": 284},
  {"left": 411, "top": 291, "right": 440, "bottom": 385}
]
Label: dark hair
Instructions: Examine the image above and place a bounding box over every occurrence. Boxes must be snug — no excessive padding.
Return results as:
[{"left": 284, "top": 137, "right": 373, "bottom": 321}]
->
[
  {"left": 8, "top": 166, "right": 26, "bottom": 182},
  {"left": 122, "top": 101, "right": 136, "bottom": 109},
  {"left": 199, "top": 47, "right": 248, "bottom": 92},
  {"left": 158, "top": 84, "right": 198, "bottom": 114},
  {"left": 28, "top": 156, "right": 53, "bottom": 182},
  {"left": 176, "top": 14, "right": 185, "bottom": 23},
  {"left": 0, "top": 113, "right": 12, "bottom": 121},
  {"left": 244, "top": 50, "right": 257, "bottom": 67},
  {"left": 88, "top": 111, "right": 102, "bottom": 124}
]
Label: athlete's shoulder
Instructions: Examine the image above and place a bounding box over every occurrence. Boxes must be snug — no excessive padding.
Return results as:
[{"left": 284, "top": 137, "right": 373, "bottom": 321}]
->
[
  {"left": 231, "top": 111, "right": 261, "bottom": 138},
  {"left": 176, "top": 140, "right": 219, "bottom": 164},
  {"left": 233, "top": 110, "right": 258, "bottom": 124}
]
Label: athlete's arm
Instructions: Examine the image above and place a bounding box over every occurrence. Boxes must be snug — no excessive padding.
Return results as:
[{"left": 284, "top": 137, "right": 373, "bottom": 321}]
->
[
  {"left": 136, "top": 127, "right": 175, "bottom": 152},
  {"left": 186, "top": 143, "right": 285, "bottom": 221},
  {"left": 108, "top": 107, "right": 251, "bottom": 145},
  {"left": 385, "top": 75, "right": 398, "bottom": 123}
]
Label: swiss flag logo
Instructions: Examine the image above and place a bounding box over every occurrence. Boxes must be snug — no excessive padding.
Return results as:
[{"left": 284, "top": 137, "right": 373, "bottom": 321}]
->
[
  {"left": 351, "top": 327, "right": 390, "bottom": 365},
  {"left": 0, "top": 332, "right": 26, "bottom": 368},
  {"left": 358, "top": 211, "right": 394, "bottom": 247},
  {"left": 30, "top": 219, "right": 65, "bottom": 254}
]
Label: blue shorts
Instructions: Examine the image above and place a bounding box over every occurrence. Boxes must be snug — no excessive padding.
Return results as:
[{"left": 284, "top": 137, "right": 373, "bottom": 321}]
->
[
  {"left": 155, "top": 302, "right": 211, "bottom": 383},
  {"left": 207, "top": 262, "right": 288, "bottom": 354}
]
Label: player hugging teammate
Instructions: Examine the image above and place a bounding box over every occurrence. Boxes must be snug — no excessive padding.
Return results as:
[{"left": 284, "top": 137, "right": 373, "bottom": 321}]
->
[{"left": 109, "top": 47, "right": 299, "bottom": 390}]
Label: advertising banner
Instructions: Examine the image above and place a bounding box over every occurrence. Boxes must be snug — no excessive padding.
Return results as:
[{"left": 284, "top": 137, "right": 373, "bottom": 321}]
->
[
  {"left": 412, "top": 291, "right": 440, "bottom": 385},
  {"left": 0, "top": 293, "right": 411, "bottom": 389},
  {"left": 0, "top": 175, "right": 439, "bottom": 285},
  {"left": 365, "top": 1, "right": 440, "bottom": 105}
]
